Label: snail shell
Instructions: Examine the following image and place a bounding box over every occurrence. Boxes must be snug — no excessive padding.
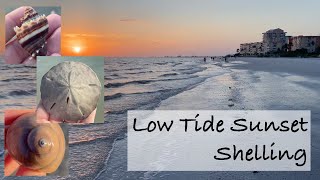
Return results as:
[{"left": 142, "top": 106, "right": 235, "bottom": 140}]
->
[
  {"left": 13, "top": 7, "right": 49, "bottom": 57},
  {"left": 6, "top": 113, "right": 65, "bottom": 173},
  {"left": 40, "top": 61, "right": 101, "bottom": 122}
]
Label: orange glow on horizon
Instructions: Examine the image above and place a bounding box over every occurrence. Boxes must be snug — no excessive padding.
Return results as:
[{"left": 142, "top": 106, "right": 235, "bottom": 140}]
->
[{"left": 0, "top": 1, "right": 319, "bottom": 57}]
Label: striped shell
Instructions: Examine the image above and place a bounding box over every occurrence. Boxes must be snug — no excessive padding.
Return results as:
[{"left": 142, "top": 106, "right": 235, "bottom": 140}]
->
[
  {"left": 14, "top": 7, "right": 49, "bottom": 57},
  {"left": 6, "top": 113, "right": 65, "bottom": 174}
]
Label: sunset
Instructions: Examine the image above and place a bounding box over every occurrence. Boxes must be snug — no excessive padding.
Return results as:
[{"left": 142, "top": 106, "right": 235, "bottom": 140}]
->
[
  {"left": 1, "top": 0, "right": 320, "bottom": 179},
  {"left": 1, "top": 0, "right": 320, "bottom": 57},
  {"left": 73, "top": 46, "right": 81, "bottom": 54}
]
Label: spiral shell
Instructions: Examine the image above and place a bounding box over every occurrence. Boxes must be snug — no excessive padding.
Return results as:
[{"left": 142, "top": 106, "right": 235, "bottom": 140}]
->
[
  {"left": 40, "top": 61, "right": 101, "bottom": 122},
  {"left": 13, "top": 7, "right": 49, "bottom": 57},
  {"left": 6, "top": 113, "right": 65, "bottom": 173}
]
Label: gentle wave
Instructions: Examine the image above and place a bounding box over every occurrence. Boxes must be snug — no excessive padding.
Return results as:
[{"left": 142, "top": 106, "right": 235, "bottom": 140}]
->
[
  {"left": 159, "top": 73, "right": 178, "bottom": 77},
  {"left": 8, "top": 89, "right": 36, "bottom": 96},
  {"left": 105, "top": 89, "right": 172, "bottom": 101},
  {"left": 105, "top": 76, "right": 197, "bottom": 88},
  {"left": 105, "top": 79, "right": 152, "bottom": 88},
  {"left": 154, "top": 62, "right": 169, "bottom": 65},
  {"left": 107, "top": 77, "right": 206, "bottom": 114},
  {"left": 124, "top": 70, "right": 153, "bottom": 75},
  {"left": 1, "top": 77, "right": 33, "bottom": 82},
  {"left": 179, "top": 67, "right": 207, "bottom": 74},
  {"left": 104, "top": 93, "right": 124, "bottom": 100}
]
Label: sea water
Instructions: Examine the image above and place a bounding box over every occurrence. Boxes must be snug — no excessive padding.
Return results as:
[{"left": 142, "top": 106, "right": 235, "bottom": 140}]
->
[{"left": 1, "top": 57, "right": 320, "bottom": 179}]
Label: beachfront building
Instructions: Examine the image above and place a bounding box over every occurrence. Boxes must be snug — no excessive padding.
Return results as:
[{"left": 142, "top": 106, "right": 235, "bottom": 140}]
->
[
  {"left": 262, "top": 28, "right": 287, "bottom": 53},
  {"left": 285, "top": 36, "right": 293, "bottom": 52},
  {"left": 239, "top": 28, "right": 320, "bottom": 56},
  {"left": 240, "top": 42, "right": 263, "bottom": 56},
  {"left": 291, "top": 36, "right": 320, "bottom": 53}
]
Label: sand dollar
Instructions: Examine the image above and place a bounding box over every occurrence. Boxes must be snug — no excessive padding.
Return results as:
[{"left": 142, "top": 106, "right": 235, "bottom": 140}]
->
[{"left": 40, "top": 61, "right": 101, "bottom": 122}]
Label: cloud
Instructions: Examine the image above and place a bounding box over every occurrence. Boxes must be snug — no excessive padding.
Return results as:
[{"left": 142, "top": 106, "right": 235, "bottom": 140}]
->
[
  {"left": 64, "top": 34, "right": 105, "bottom": 38},
  {"left": 63, "top": 33, "right": 139, "bottom": 42},
  {"left": 119, "top": 18, "right": 137, "bottom": 22}
]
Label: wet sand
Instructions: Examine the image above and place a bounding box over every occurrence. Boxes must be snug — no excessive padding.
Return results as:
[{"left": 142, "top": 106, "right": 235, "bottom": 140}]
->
[
  {"left": 99, "top": 57, "right": 320, "bottom": 179},
  {"left": 1, "top": 57, "right": 320, "bottom": 179},
  {"left": 154, "top": 57, "right": 320, "bottom": 179}
]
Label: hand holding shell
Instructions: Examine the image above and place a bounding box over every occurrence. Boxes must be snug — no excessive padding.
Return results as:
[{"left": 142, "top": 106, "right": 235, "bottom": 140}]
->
[
  {"left": 6, "top": 113, "right": 65, "bottom": 174},
  {"left": 40, "top": 61, "right": 101, "bottom": 123},
  {"left": 11, "top": 7, "right": 49, "bottom": 58}
]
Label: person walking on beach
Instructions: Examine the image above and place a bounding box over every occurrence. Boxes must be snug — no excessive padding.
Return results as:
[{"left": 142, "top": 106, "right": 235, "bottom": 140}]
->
[{"left": 203, "top": 57, "right": 206, "bottom": 62}]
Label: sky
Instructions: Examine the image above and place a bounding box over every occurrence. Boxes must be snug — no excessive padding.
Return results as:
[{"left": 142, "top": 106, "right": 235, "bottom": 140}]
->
[{"left": 1, "top": 0, "right": 320, "bottom": 57}]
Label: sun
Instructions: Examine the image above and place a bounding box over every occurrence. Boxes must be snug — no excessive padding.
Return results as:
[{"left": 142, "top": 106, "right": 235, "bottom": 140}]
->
[{"left": 73, "top": 46, "right": 81, "bottom": 53}]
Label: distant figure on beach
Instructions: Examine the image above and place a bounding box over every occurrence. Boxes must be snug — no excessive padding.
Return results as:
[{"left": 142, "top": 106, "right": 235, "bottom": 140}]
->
[
  {"left": 224, "top": 56, "right": 228, "bottom": 62},
  {"left": 203, "top": 57, "right": 206, "bottom": 62},
  {"left": 212, "top": 57, "right": 215, "bottom": 60}
]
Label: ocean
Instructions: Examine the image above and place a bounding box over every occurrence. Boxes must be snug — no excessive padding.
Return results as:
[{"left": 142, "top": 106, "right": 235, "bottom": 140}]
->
[{"left": 1, "top": 57, "right": 320, "bottom": 179}]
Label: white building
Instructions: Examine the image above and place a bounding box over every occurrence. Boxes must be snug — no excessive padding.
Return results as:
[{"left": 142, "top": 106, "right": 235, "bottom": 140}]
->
[
  {"left": 291, "top": 36, "right": 320, "bottom": 53},
  {"left": 262, "top": 28, "right": 287, "bottom": 53},
  {"left": 240, "top": 42, "right": 264, "bottom": 55}
]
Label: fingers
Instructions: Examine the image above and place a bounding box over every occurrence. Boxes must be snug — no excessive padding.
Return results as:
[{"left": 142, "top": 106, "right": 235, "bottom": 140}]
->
[
  {"left": 82, "top": 108, "right": 97, "bottom": 123},
  {"left": 4, "top": 109, "right": 35, "bottom": 126},
  {"left": 16, "top": 166, "right": 46, "bottom": 176},
  {"left": 4, "top": 154, "right": 20, "bottom": 176},
  {"left": 5, "top": 11, "right": 30, "bottom": 64},
  {"left": 51, "top": 53, "right": 61, "bottom": 56},
  {"left": 36, "top": 101, "right": 50, "bottom": 122},
  {"left": 5, "top": 9, "right": 61, "bottom": 64},
  {"left": 22, "top": 57, "right": 36, "bottom": 65},
  {"left": 36, "top": 101, "right": 97, "bottom": 123},
  {"left": 6, "top": 8, "right": 61, "bottom": 43},
  {"left": 4, "top": 110, "right": 35, "bottom": 148},
  {"left": 36, "top": 101, "right": 61, "bottom": 123},
  {"left": 47, "top": 27, "right": 61, "bottom": 55},
  {"left": 47, "top": 14, "right": 61, "bottom": 38},
  {"left": 5, "top": 6, "right": 27, "bottom": 42},
  {"left": 47, "top": 14, "right": 61, "bottom": 55},
  {"left": 5, "top": 40, "right": 30, "bottom": 64},
  {"left": 60, "top": 108, "right": 97, "bottom": 123}
]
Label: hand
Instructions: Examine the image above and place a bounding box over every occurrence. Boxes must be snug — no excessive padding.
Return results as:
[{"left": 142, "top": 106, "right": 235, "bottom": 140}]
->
[
  {"left": 5, "top": 6, "right": 61, "bottom": 64},
  {"left": 4, "top": 110, "right": 46, "bottom": 176},
  {"left": 36, "top": 100, "right": 96, "bottom": 123}
]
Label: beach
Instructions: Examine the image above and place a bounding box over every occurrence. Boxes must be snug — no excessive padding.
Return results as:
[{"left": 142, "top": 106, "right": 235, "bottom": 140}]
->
[{"left": 0, "top": 57, "right": 320, "bottom": 179}]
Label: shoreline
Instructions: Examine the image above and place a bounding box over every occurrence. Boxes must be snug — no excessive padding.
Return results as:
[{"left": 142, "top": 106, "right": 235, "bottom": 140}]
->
[
  {"left": 0, "top": 57, "right": 320, "bottom": 179},
  {"left": 236, "top": 56, "right": 320, "bottom": 59}
]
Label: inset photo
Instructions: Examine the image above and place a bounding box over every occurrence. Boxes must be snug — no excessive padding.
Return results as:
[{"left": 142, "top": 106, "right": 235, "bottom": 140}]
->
[
  {"left": 5, "top": 6, "right": 61, "bottom": 64},
  {"left": 4, "top": 110, "right": 68, "bottom": 176},
  {"left": 37, "top": 56, "right": 105, "bottom": 123}
]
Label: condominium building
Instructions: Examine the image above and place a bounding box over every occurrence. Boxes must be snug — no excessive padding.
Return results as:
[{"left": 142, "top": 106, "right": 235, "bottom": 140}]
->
[
  {"left": 291, "top": 36, "right": 320, "bottom": 53},
  {"left": 285, "top": 36, "right": 292, "bottom": 52},
  {"left": 239, "top": 28, "right": 320, "bottom": 56},
  {"left": 240, "top": 42, "right": 264, "bottom": 55},
  {"left": 262, "top": 28, "right": 287, "bottom": 53}
]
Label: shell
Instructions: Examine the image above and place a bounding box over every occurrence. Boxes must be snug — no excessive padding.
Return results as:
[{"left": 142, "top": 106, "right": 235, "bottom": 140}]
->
[
  {"left": 40, "top": 61, "right": 101, "bottom": 122},
  {"left": 6, "top": 113, "right": 65, "bottom": 173},
  {"left": 13, "top": 7, "right": 49, "bottom": 57}
]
